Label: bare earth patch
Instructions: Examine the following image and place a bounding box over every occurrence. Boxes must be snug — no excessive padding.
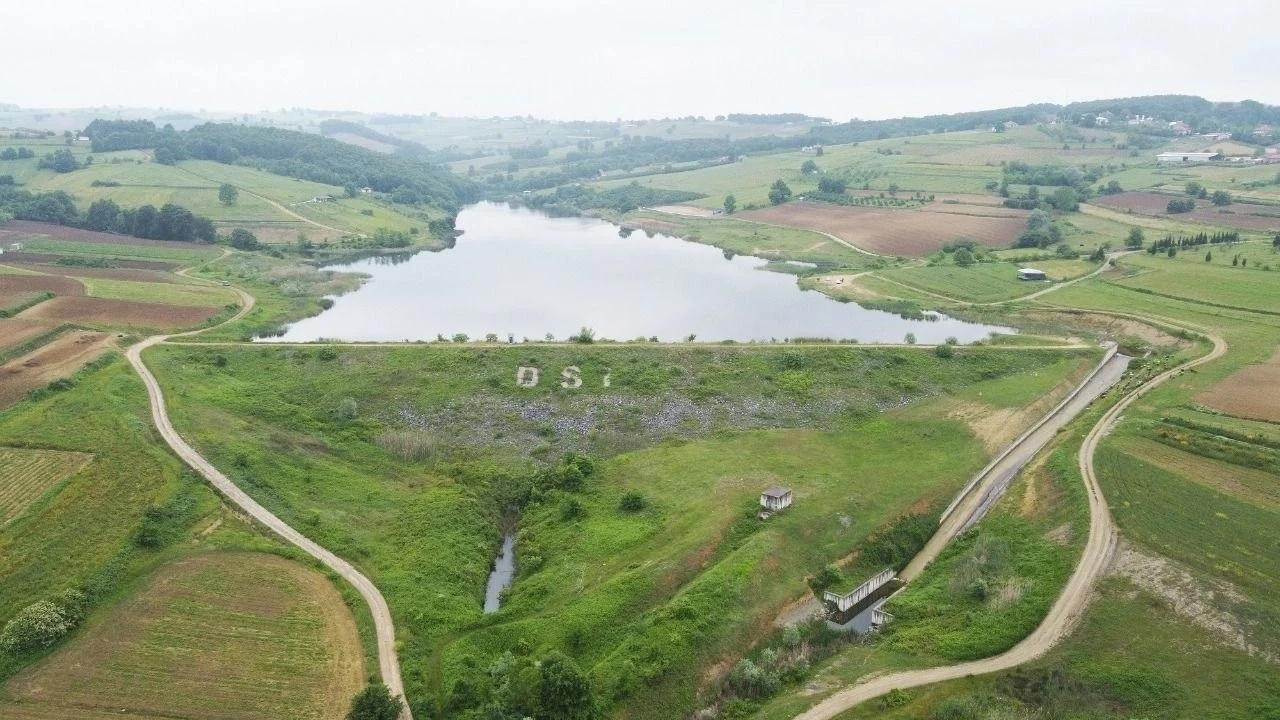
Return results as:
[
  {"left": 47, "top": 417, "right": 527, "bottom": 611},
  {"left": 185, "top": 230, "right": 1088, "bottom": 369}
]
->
[
  {"left": 1093, "top": 192, "right": 1280, "bottom": 231},
  {"left": 741, "top": 201, "right": 1027, "bottom": 256},
  {"left": 0, "top": 273, "right": 86, "bottom": 297},
  {"left": 0, "top": 331, "right": 112, "bottom": 409},
  {"left": 1110, "top": 541, "right": 1277, "bottom": 663},
  {"left": 0, "top": 318, "right": 57, "bottom": 353},
  {"left": 0, "top": 552, "right": 364, "bottom": 720},
  {"left": 19, "top": 295, "right": 220, "bottom": 330},
  {"left": 1196, "top": 349, "right": 1280, "bottom": 423}
]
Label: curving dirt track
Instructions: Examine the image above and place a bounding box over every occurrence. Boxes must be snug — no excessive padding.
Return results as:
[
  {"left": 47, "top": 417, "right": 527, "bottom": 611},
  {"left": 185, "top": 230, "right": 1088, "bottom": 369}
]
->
[
  {"left": 123, "top": 261, "right": 412, "bottom": 718},
  {"left": 792, "top": 327, "right": 1226, "bottom": 720}
]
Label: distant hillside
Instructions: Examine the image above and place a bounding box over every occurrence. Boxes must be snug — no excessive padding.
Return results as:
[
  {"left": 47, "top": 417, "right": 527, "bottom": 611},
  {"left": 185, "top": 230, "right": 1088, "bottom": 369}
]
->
[
  {"left": 491, "top": 95, "right": 1280, "bottom": 193},
  {"left": 81, "top": 119, "right": 477, "bottom": 212}
]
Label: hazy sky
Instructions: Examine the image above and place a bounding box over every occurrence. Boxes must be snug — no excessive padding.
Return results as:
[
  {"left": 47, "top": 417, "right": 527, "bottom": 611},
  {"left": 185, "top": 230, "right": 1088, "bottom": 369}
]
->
[{"left": 7, "top": 0, "right": 1278, "bottom": 121}]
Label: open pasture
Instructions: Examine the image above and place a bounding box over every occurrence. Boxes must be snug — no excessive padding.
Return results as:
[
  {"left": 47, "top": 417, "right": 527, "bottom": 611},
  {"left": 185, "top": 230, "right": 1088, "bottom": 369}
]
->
[
  {"left": 0, "top": 447, "right": 91, "bottom": 526},
  {"left": 0, "top": 552, "right": 364, "bottom": 720},
  {"left": 1106, "top": 247, "right": 1280, "bottom": 315},
  {"left": 741, "top": 201, "right": 1027, "bottom": 256},
  {"left": 877, "top": 258, "right": 1099, "bottom": 303},
  {"left": 1092, "top": 191, "right": 1280, "bottom": 231}
]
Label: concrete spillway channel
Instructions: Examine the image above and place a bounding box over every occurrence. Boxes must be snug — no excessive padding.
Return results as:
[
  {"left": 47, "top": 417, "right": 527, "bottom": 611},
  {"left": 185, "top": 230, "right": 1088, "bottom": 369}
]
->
[{"left": 902, "top": 343, "right": 1129, "bottom": 582}]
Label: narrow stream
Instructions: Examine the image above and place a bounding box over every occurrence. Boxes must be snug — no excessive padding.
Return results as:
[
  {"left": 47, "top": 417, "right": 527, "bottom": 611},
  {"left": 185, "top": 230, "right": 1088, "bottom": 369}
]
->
[{"left": 483, "top": 531, "right": 517, "bottom": 613}]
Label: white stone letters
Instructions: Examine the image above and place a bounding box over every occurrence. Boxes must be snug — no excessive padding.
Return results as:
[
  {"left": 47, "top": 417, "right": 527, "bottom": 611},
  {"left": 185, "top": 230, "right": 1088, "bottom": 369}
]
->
[
  {"left": 516, "top": 366, "right": 540, "bottom": 387},
  {"left": 514, "top": 366, "right": 609, "bottom": 389},
  {"left": 560, "top": 366, "right": 582, "bottom": 388}
]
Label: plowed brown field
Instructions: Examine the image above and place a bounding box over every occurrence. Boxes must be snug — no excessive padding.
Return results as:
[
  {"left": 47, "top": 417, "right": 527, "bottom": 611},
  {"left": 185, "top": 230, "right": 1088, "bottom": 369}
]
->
[
  {"left": 19, "top": 296, "right": 219, "bottom": 330},
  {"left": 0, "top": 331, "right": 112, "bottom": 409},
  {"left": 1092, "top": 192, "right": 1280, "bottom": 231},
  {"left": 742, "top": 201, "right": 1027, "bottom": 256},
  {"left": 1196, "top": 350, "right": 1280, "bottom": 422}
]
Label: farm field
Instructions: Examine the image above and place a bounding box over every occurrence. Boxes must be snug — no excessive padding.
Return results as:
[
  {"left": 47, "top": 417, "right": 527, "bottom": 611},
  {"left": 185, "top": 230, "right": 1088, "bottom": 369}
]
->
[
  {"left": 0, "top": 224, "right": 244, "bottom": 407},
  {"left": 740, "top": 201, "right": 1028, "bottom": 257},
  {"left": 1104, "top": 242, "right": 1280, "bottom": 314},
  {"left": 144, "top": 342, "right": 1093, "bottom": 719},
  {"left": 1092, "top": 190, "right": 1280, "bottom": 231},
  {"left": 875, "top": 259, "right": 1099, "bottom": 304},
  {"left": 0, "top": 447, "right": 92, "bottom": 526},
  {"left": 0, "top": 331, "right": 112, "bottom": 409},
  {"left": 625, "top": 210, "right": 880, "bottom": 268},
  {"left": 1195, "top": 348, "right": 1280, "bottom": 422},
  {"left": 0, "top": 552, "right": 363, "bottom": 720}
]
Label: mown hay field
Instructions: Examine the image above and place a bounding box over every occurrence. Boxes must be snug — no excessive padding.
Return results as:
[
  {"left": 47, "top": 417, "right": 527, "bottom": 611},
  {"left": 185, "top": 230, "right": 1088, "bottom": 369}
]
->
[
  {"left": 0, "top": 447, "right": 91, "bottom": 526},
  {"left": 0, "top": 552, "right": 364, "bottom": 720}
]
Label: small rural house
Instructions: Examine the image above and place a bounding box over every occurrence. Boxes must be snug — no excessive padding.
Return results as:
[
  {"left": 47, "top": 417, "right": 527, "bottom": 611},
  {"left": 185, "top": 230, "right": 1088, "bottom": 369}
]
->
[
  {"left": 1156, "top": 151, "right": 1218, "bottom": 164},
  {"left": 759, "top": 486, "right": 793, "bottom": 512},
  {"left": 359, "top": 186, "right": 374, "bottom": 194},
  {"left": 1017, "top": 268, "right": 1047, "bottom": 281}
]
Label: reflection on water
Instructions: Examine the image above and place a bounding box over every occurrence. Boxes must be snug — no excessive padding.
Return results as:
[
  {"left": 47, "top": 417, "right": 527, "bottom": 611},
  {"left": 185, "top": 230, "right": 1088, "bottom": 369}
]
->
[{"left": 270, "top": 202, "right": 1011, "bottom": 343}]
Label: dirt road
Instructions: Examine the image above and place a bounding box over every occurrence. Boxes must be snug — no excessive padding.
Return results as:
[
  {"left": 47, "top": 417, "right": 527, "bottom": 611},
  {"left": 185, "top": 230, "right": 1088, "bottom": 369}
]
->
[
  {"left": 124, "top": 265, "right": 411, "bottom": 718},
  {"left": 792, "top": 328, "right": 1226, "bottom": 720}
]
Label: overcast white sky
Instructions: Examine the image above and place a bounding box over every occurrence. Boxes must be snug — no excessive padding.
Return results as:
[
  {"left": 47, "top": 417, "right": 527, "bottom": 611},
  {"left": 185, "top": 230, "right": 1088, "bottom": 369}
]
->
[{"left": 7, "top": 0, "right": 1278, "bottom": 121}]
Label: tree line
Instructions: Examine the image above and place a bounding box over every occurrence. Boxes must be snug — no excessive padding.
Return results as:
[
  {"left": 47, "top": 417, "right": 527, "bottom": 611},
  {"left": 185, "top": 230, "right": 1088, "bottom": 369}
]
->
[{"left": 0, "top": 187, "right": 217, "bottom": 243}]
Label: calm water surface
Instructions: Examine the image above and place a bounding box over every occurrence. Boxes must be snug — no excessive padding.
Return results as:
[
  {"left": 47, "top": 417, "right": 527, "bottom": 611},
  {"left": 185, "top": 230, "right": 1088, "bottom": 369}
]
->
[{"left": 272, "top": 202, "right": 1010, "bottom": 343}]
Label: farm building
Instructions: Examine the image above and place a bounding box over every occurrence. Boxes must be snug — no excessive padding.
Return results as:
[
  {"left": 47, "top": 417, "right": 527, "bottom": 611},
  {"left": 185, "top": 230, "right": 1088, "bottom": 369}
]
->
[
  {"left": 360, "top": 186, "right": 374, "bottom": 194},
  {"left": 1017, "top": 268, "right": 1047, "bottom": 281},
  {"left": 1156, "top": 151, "right": 1218, "bottom": 164},
  {"left": 759, "top": 486, "right": 793, "bottom": 512}
]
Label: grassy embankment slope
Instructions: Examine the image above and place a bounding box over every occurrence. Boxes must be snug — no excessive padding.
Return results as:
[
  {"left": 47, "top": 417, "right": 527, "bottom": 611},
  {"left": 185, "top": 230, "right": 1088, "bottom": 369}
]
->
[{"left": 144, "top": 341, "right": 1093, "bottom": 719}]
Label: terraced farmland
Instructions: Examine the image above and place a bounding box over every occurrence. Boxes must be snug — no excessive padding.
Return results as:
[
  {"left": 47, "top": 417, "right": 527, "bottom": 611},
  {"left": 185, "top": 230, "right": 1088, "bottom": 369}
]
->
[{"left": 0, "top": 447, "right": 91, "bottom": 526}]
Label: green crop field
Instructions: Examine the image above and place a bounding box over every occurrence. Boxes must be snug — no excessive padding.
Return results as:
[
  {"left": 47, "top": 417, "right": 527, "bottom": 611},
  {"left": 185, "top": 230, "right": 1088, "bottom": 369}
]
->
[
  {"left": 877, "top": 259, "right": 1100, "bottom": 304},
  {"left": 143, "top": 342, "right": 1088, "bottom": 719},
  {"left": 77, "top": 276, "right": 240, "bottom": 306}
]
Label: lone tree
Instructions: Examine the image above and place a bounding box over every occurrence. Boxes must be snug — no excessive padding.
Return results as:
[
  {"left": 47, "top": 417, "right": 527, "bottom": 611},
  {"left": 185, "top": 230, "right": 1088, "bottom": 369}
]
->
[
  {"left": 800, "top": 159, "right": 819, "bottom": 174},
  {"left": 228, "top": 228, "right": 259, "bottom": 250},
  {"left": 218, "top": 183, "right": 238, "bottom": 206},
  {"left": 768, "top": 179, "right": 792, "bottom": 205},
  {"left": 345, "top": 684, "right": 401, "bottom": 720},
  {"left": 953, "top": 247, "right": 975, "bottom": 267},
  {"left": 723, "top": 194, "right": 737, "bottom": 214},
  {"left": 1125, "top": 227, "right": 1145, "bottom": 249},
  {"left": 1211, "top": 189, "right": 1232, "bottom": 206}
]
